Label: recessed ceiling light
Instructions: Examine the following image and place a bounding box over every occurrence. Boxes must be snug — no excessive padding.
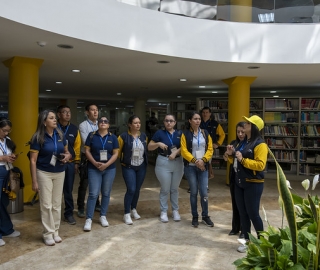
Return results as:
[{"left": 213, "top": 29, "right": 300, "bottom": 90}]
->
[
  {"left": 212, "top": 91, "right": 218, "bottom": 93},
  {"left": 273, "top": 95, "right": 279, "bottom": 97},
  {"left": 72, "top": 69, "right": 80, "bottom": 72},
  {"left": 199, "top": 86, "right": 206, "bottom": 88},
  {"left": 117, "top": 93, "right": 122, "bottom": 95},
  {"left": 157, "top": 60, "right": 170, "bottom": 64},
  {"left": 57, "top": 44, "right": 73, "bottom": 49},
  {"left": 180, "top": 79, "right": 187, "bottom": 82},
  {"left": 177, "top": 96, "right": 182, "bottom": 98},
  {"left": 45, "top": 89, "right": 51, "bottom": 92},
  {"left": 56, "top": 81, "right": 62, "bottom": 84},
  {"left": 270, "top": 91, "right": 277, "bottom": 93},
  {"left": 248, "top": 66, "right": 260, "bottom": 69}
]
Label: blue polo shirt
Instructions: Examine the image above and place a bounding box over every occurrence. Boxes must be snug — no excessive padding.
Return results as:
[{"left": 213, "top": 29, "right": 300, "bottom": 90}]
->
[
  {"left": 85, "top": 131, "right": 119, "bottom": 170},
  {"left": 30, "top": 130, "right": 67, "bottom": 173},
  {"left": 151, "top": 129, "right": 182, "bottom": 156}
]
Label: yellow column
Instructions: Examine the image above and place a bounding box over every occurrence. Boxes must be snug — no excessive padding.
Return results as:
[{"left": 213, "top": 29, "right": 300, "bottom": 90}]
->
[
  {"left": 222, "top": 76, "right": 256, "bottom": 184},
  {"left": 230, "top": 0, "right": 253, "bottom": 22},
  {"left": 3, "top": 56, "right": 43, "bottom": 203}
]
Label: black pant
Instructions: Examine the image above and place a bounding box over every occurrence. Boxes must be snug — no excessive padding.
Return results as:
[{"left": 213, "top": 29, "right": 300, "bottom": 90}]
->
[
  {"left": 229, "top": 169, "right": 241, "bottom": 232},
  {"left": 77, "top": 153, "right": 100, "bottom": 211}
]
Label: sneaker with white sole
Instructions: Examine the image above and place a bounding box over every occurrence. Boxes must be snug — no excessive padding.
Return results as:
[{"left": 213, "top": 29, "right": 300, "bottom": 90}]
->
[
  {"left": 237, "top": 245, "right": 248, "bottom": 253},
  {"left": 172, "top": 210, "right": 181, "bottom": 221},
  {"left": 44, "top": 238, "right": 55, "bottom": 246},
  {"left": 54, "top": 236, "right": 62, "bottom": 243},
  {"left": 131, "top": 208, "right": 141, "bottom": 220},
  {"left": 0, "top": 239, "right": 5, "bottom": 246},
  {"left": 160, "top": 211, "right": 169, "bottom": 223},
  {"left": 100, "top": 216, "right": 109, "bottom": 227},
  {"left": 3, "top": 230, "right": 20, "bottom": 237},
  {"left": 123, "top": 213, "right": 133, "bottom": 225},
  {"left": 84, "top": 218, "right": 92, "bottom": 231}
]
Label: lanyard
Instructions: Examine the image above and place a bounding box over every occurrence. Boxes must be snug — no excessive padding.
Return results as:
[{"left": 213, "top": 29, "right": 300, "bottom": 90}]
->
[
  {"left": 87, "top": 120, "right": 98, "bottom": 132},
  {"left": 58, "top": 123, "right": 70, "bottom": 136},
  {"left": 238, "top": 141, "right": 247, "bottom": 151},
  {"left": 0, "top": 139, "right": 7, "bottom": 155},
  {"left": 53, "top": 132, "right": 58, "bottom": 153},
  {"left": 193, "top": 128, "right": 200, "bottom": 148},
  {"left": 99, "top": 135, "right": 108, "bottom": 150},
  {"left": 133, "top": 137, "right": 140, "bottom": 147},
  {"left": 166, "top": 130, "right": 174, "bottom": 146}
]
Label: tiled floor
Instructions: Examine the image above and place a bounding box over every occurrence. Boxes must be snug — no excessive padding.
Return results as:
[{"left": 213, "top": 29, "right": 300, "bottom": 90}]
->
[{"left": 0, "top": 163, "right": 312, "bottom": 269}]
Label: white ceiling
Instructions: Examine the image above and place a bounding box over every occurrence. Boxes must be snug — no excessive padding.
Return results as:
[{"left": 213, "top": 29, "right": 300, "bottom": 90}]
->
[{"left": 1, "top": 17, "right": 320, "bottom": 109}]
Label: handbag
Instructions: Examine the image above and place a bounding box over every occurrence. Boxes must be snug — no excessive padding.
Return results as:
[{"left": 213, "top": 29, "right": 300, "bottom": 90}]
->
[{"left": 9, "top": 169, "right": 20, "bottom": 194}]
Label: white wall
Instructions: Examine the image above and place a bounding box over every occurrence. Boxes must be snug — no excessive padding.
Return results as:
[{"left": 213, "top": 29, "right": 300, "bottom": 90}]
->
[{"left": 1, "top": 0, "right": 320, "bottom": 64}]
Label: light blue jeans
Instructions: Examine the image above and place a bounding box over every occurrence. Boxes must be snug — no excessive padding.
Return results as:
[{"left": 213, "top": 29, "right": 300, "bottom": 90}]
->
[
  {"left": 86, "top": 168, "right": 116, "bottom": 219},
  {"left": 155, "top": 155, "right": 184, "bottom": 212},
  {"left": 184, "top": 165, "right": 209, "bottom": 217}
]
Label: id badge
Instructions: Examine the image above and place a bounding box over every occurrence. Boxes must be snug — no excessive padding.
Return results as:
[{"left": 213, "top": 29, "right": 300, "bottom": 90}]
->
[
  {"left": 50, "top": 154, "right": 57, "bottom": 166},
  {"left": 100, "top": 150, "right": 108, "bottom": 161},
  {"left": 233, "top": 159, "right": 238, "bottom": 171},
  {"left": 133, "top": 148, "right": 140, "bottom": 157},
  {"left": 171, "top": 145, "right": 177, "bottom": 153},
  {"left": 195, "top": 150, "right": 204, "bottom": 159},
  {"left": 5, "top": 163, "right": 13, "bottom": 170}
]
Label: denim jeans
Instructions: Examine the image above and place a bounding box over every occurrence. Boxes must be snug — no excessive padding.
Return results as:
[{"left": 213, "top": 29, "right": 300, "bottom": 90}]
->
[
  {"left": 63, "top": 162, "right": 75, "bottom": 218},
  {"left": 86, "top": 167, "right": 116, "bottom": 219},
  {"left": 0, "top": 166, "right": 14, "bottom": 239},
  {"left": 234, "top": 176, "right": 264, "bottom": 240},
  {"left": 121, "top": 163, "right": 147, "bottom": 214},
  {"left": 184, "top": 165, "right": 209, "bottom": 217},
  {"left": 155, "top": 155, "right": 183, "bottom": 212}
]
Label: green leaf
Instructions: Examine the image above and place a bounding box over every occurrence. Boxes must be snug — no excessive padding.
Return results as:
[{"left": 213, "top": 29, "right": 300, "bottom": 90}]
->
[{"left": 308, "top": 194, "right": 318, "bottom": 223}]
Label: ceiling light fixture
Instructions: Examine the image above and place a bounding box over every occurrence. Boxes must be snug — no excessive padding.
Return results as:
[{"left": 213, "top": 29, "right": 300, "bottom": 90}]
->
[
  {"left": 117, "top": 93, "right": 122, "bottom": 95},
  {"left": 72, "top": 69, "right": 80, "bottom": 72},
  {"left": 180, "top": 79, "right": 187, "bottom": 82},
  {"left": 273, "top": 95, "right": 279, "bottom": 97},
  {"left": 247, "top": 66, "right": 260, "bottom": 69},
  {"left": 270, "top": 91, "right": 277, "bottom": 93},
  {"left": 177, "top": 96, "right": 182, "bottom": 98},
  {"left": 212, "top": 91, "right": 218, "bottom": 93},
  {"left": 45, "top": 89, "right": 51, "bottom": 92},
  {"left": 57, "top": 44, "right": 73, "bottom": 49},
  {"left": 56, "top": 81, "right": 62, "bottom": 84},
  {"left": 157, "top": 60, "right": 170, "bottom": 64},
  {"left": 199, "top": 86, "right": 206, "bottom": 88}
]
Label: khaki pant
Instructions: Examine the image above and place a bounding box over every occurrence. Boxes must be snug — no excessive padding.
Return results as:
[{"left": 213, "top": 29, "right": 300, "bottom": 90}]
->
[{"left": 37, "top": 169, "right": 65, "bottom": 240}]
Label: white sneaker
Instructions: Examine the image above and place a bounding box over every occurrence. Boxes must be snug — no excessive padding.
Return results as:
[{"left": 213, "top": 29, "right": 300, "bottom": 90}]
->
[
  {"left": 54, "top": 236, "right": 62, "bottom": 243},
  {"left": 0, "top": 239, "right": 5, "bottom": 246},
  {"left": 123, "top": 213, "right": 133, "bottom": 225},
  {"left": 160, "top": 211, "right": 169, "bottom": 223},
  {"left": 3, "top": 230, "right": 20, "bottom": 237},
  {"left": 172, "top": 210, "right": 181, "bottom": 221},
  {"left": 237, "top": 245, "right": 248, "bottom": 253},
  {"left": 131, "top": 208, "right": 141, "bottom": 220},
  {"left": 100, "top": 216, "right": 109, "bottom": 227},
  {"left": 84, "top": 218, "right": 92, "bottom": 231},
  {"left": 44, "top": 238, "right": 55, "bottom": 246}
]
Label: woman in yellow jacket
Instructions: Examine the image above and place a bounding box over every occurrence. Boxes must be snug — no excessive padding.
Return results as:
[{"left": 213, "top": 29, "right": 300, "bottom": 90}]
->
[{"left": 181, "top": 112, "right": 213, "bottom": 228}]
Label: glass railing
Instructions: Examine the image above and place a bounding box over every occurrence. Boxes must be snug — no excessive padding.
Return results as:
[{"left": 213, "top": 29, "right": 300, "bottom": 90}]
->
[{"left": 118, "top": 0, "right": 320, "bottom": 23}]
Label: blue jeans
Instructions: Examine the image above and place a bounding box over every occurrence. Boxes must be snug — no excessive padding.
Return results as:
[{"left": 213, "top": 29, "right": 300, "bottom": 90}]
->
[
  {"left": 86, "top": 167, "right": 116, "bottom": 219},
  {"left": 0, "top": 166, "right": 14, "bottom": 239},
  {"left": 155, "top": 155, "right": 183, "bottom": 212},
  {"left": 234, "top": 176, "right": 264, "bottom": 240},
  {"left": 184, "top": 165, "right": 209, "bottom": 217},
  {"left": 121, "top": 163, "right": 147, "bottom": 214},
  {"left": 63, "top": 162, "right": 75, "bottom": 218}
]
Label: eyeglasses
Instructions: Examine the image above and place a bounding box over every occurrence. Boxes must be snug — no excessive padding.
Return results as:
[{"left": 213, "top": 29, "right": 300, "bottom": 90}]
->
[
  {"left": 60, "top": 111, "right": 71, "bottom": 115},
  {"left": 1, "top": 128, "right": 11, "bottom": 134},
  {"left": 164, "top": 119, "right": 175, "bottom": 123},
  {"left": 98, "top": 119, "right": 109, "bottom": 124}
]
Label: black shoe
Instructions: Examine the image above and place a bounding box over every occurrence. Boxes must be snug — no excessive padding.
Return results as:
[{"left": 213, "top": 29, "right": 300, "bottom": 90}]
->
[
  {"left": 202, "top": 216, "right": 214, "bottom": 227},
  {"left": 77, "top": 209, "right": 85, "bottom": 218},
  {"left": 192, "top": 216, "right": 199, "bottom": 227},
  {"left": 228, "top": 230, "right": 239, "bottom": 236},
  {"left": 239, "top": 233, "right": 245, "bottom": 239},
  {"left": 187, "top": 188, "right": 190, "bottom": 193},
  {"left": 65, "top": 215, "right": 76, "bottom": 225},
  {"left": 95, "top": 205, "right": 101, "bottom": 212}
]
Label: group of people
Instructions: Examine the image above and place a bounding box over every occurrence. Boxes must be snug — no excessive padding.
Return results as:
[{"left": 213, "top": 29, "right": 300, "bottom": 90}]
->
[{"left": 0, "top": 104, "right": 268, "bottom": 253}]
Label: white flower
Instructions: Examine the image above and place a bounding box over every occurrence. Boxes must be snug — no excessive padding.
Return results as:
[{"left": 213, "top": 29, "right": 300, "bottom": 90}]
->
[
  {"left": 286, "top": 180, "right": 292, "bottom": 189},
  {"left": 301, "top": 179, "right": 310, "bottom": 191},
  {"left": 312, "top": 174, "right": 319, "bottom": 190},
  {"left": 262, "top": 205, "right": 268, "bottom": 222},
  {"left": 294, "top": 205, "right": 303, "bottom": 216}
]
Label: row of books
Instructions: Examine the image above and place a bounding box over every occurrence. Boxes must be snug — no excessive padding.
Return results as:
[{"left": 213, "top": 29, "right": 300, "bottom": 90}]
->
[
  {"left": 265, "top": 163, "right": 297, "bottom": 172},
  {"left": 300, "top": 164, "right": 320, "bottom": 175},
  {"left": 299, "top": 152, "right": 320, "bottom": 163},
  {"left": 300, "top": 125, "right": 320, "bottom": 136},
  {"left": 301, "top": 112, "right": 320, "bottom": 122},
  {"left": 300, "top": 139, "right": 320, "bottom": 148},
  {"left": 212, "top": 113, "right": 228, "bottom": 122},
  {"left": 265, "top": 98, "right": 296, "bottom": 110},
  {"left": 264, "top": 112, "right": 297, "bottom": 122},
  {"left": 301, "top": 98, "right": 320, "bottom": 109},
  {"left": 199, "top": 100, "right": 228, "bottom": 110},
  {"left": 264, "top": 125, "right": 298, "bottom": 136},
  {"left": 268, "top": 150, "right": 296, "bottom": 161},
  {"left": 266, "top": 138, "right": 297, "bottom": 149}
]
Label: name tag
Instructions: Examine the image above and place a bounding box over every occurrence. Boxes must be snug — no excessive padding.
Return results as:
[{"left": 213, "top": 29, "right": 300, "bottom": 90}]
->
[
  {"left": 133, "top": 148, "right": 140, "bottom": 157},
  {"left": 195, "top": 150, "right": 204, "bottom": 159},
  {"left": 100, "top": 150, "right": 108, "bottom": 161},
  {"left": 171, "top": 145, "right": 177, "bottom": 153},
  {"left": 233, "top": 159, "right": 237, "bottom": 171},
  {"left": 50, "top": 154, "right": 57, "bottom": 166}
]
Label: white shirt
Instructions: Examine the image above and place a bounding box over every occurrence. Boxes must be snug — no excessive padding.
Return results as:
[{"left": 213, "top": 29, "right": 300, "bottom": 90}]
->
[{"left": 79, "top": 119, "right": 98, "bottom": 153}]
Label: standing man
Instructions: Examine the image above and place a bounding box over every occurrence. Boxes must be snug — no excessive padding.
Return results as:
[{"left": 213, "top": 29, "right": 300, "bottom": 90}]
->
[
  {"left": 200, "top": 106, "right": 226, "bottom": 182},
  {"left": 57, "top": 105, "right": 81, "bottom": 225},
  {"left": 77, "top": 104, "right": 100, "bottom": 218}
]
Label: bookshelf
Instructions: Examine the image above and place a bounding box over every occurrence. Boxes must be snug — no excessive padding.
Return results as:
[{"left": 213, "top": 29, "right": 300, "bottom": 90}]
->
[{"left": 171, "top": 102, "right": 196, "bottom": 129}]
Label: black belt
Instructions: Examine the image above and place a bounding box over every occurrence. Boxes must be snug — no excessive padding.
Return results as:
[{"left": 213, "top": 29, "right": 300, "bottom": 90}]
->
[{"left": 158, "top": 153, "right": 181, "bottom": 159}]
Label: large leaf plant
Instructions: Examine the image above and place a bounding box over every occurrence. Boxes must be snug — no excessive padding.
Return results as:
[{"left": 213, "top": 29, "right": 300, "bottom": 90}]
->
[{"left": 233, "top": 148, "right": 320, "bottom": 270}]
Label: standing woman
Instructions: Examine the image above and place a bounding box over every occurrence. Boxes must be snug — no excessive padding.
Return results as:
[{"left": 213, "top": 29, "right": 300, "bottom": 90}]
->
[
  {"left": 29, "top": 110, "right": 71, "bottom": 246},
  {"left": 0, "top": 118, "right": 20, "bottom": 247},
  {"left": 181, "top": 112, "right": 214, "bottom": 228},
  {"left": 83, "top": 116, "right": 119, "bottom": 231},
  {"left": 223, "top": 122, "right": 245, "bottom": 237},
  {"left": 118, "top": 115, "right": 148, "bottom": 225},
  {"left": 226, "top": 115, "right": 268, "bottom": 253},
  {"left": 148, "top": 114, "right": 184, "bottom": 223}
]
